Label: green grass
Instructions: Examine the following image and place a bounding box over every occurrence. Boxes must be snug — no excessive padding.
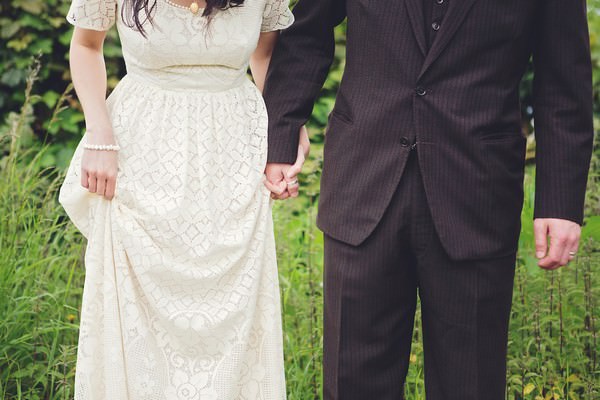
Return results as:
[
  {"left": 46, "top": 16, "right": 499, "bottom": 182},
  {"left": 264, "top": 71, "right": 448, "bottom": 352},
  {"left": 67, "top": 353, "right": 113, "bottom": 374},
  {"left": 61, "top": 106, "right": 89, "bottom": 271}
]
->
[
  {"left": 0, "top": 62, "right": 84, "bottom": 400},
  {"left": 1, "top": 66, "right": 599, "bottom": 400}
]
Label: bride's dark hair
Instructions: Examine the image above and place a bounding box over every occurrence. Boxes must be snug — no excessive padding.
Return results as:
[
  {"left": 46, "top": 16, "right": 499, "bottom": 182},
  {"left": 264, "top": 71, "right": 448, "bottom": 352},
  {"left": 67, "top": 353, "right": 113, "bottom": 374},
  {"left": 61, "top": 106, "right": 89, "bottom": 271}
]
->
[{"left": 121, "top": 0, "right": 245, "bottom": 36}]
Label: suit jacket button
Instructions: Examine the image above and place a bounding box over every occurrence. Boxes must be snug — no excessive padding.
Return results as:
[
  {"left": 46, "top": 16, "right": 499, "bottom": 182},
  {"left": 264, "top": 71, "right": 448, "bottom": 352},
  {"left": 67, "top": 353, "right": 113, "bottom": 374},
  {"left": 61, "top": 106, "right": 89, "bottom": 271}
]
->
[
  {"left": 400, "top": 137, "right": 410, "bottom": 147},
  {"left": 416, "top": 87, "right": 427, "bottom": 96}
]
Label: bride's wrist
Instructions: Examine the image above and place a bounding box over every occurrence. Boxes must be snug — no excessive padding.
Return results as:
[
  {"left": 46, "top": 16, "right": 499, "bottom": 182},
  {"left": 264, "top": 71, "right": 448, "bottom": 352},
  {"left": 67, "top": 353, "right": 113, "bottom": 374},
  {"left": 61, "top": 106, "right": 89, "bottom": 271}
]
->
[{"left": 85, "top": 127, "right": 116, "bottom": 144}]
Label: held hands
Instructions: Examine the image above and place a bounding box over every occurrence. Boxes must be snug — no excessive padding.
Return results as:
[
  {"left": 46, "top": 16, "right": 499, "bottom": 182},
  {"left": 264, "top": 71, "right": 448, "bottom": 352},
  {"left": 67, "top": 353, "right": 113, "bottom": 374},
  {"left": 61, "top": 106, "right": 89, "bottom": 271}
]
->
[
  {"left": 264, "top": 126, "right": 310, "bottom": 200},
  {"left": 81, "top": 130, "right": 119, "bottom": 200},
  {"left": 534, "top": 218, "right": 581, "bottom": 270}
]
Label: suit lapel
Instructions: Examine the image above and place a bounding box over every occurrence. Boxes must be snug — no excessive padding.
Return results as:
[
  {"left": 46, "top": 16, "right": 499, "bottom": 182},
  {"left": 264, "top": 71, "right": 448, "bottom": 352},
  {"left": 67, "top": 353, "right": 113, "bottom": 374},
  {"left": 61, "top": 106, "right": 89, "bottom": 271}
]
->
[
  {"left": 418, "top": 0, "right": 479, "bottom": 79},
  {"left": 404, "top": 0, "right": 427, "bottom": 57}
]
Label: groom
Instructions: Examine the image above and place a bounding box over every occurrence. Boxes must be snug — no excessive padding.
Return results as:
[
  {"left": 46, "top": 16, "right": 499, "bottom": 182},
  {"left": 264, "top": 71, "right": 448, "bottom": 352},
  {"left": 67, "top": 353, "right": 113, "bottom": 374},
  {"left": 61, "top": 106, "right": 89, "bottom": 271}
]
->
[{"left": 263, "top": 0, "right": 594, "bottom": 398}]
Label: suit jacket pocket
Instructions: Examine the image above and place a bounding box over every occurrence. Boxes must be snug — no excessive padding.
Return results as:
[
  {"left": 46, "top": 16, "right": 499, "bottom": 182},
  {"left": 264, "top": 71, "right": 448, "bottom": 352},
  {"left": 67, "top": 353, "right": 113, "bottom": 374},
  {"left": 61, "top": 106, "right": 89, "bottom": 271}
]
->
[
  {"left": 479, "top": 132, "right": 525, "bottom": 145},
  {"left": 323, "top": 111, "right": 353, "bottom": 165},
  {"left": 329, "top": 109, "right": 354, "bottom": 126}
]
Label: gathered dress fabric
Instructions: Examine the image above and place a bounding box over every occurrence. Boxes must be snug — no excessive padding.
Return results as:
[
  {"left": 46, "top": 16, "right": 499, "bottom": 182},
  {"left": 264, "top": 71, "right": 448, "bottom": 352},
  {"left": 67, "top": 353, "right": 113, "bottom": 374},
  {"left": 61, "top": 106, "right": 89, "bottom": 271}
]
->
[{"left": 58, "top": 0, "right": 294, "bottom": 398}]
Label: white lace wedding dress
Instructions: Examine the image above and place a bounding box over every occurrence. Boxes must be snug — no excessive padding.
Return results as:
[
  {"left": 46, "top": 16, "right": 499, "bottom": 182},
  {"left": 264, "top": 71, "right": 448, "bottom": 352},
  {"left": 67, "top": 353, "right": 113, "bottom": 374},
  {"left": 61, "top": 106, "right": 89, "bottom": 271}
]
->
[{"left": 58, "top": 0, "right": 293, "bottom": 398}]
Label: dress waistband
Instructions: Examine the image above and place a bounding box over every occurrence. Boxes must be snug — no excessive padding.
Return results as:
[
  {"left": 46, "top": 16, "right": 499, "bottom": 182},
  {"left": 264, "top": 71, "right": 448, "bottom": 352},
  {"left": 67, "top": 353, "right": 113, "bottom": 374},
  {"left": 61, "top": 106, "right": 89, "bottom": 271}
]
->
[{"left": 125, "top": 69, "right": 250, "bottom": 93}]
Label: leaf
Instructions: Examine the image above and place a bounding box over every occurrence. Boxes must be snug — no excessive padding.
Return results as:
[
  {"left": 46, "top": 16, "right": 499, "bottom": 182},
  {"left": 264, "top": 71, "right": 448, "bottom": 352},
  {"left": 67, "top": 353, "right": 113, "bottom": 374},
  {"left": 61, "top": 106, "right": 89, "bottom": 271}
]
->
[
  {"left": 28, "top": 38, "right": 53, "bottom": 54},
  {"left": 1, "top": 19, "right": 21, "bottom": 39},
  {"left": 7, "top": 33, "right": 34, "bottom": 52},
  {"left": 581, "top": 215, "right": 600, "bottom": 242},
  {"left": 47, "top": 16, "right": 66, "bottom": 28},
  {"left": 1, "top": 68, "right": 26, "bottom": 86},
  {"left": 13, "top": 0, "right": 46, "bottom": 14},
  {"left": 39, "top": 151, "right": 56, "bottom": 168},
  {"left": 58, "top": 29, "right": 73, "bottom": 46},
  {"left": 521, "top": 252, "right": 540, "bottom": 276},
  {"left": 41, "top": 90, "right": 59, "bottom": 108},
  {"left": 524, "top": 383, "right": 536, "bottom": 395},
  {"left": 11, "top": 366, "right": 34, "bottom": 379}
]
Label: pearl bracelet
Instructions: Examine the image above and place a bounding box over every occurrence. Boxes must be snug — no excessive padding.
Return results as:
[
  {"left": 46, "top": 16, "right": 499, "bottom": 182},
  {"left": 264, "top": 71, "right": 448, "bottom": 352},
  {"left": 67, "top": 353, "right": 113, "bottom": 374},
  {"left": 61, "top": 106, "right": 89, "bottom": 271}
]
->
[{"left": 83, "top": 143, "right": 121, "bottom": 151}]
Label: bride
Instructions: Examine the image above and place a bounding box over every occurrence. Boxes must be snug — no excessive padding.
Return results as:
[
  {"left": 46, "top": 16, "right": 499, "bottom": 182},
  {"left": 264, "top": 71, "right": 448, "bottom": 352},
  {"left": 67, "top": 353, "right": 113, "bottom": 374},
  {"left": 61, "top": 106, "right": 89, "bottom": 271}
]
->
[{"left": 58, "top": 0, "right": 308, "bottom": 397}]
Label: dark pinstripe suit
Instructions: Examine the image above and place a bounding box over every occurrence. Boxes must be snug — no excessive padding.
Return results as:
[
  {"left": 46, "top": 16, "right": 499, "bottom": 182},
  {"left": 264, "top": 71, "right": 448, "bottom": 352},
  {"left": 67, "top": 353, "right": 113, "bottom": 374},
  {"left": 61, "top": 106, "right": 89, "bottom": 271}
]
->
[{"left": 263, "top": 0, "right": 594, "bottom": 398}]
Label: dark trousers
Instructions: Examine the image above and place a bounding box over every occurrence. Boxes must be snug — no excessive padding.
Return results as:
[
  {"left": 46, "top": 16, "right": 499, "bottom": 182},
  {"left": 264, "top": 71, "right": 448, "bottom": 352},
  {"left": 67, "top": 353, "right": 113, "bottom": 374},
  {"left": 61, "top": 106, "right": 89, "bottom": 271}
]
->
[{"left": 323, "top": 151, "right": 517, "bottom": 400}]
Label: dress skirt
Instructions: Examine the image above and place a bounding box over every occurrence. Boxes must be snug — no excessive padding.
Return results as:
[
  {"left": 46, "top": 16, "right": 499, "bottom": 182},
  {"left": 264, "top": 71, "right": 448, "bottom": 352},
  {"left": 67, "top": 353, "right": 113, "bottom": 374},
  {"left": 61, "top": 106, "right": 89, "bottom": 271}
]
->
[{"left": 59, "top": 74, "right": 286, "bottom": 399}]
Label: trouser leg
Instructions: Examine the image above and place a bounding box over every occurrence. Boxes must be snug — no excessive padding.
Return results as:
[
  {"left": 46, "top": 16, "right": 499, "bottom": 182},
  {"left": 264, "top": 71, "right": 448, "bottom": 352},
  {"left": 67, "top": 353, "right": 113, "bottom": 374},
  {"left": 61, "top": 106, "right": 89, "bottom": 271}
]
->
[
  {"left": 410, "top": 153, "right": 517, "bottom": 400},
  {"left": 322, "top": 156, "right": 419, "bottom": 400}
]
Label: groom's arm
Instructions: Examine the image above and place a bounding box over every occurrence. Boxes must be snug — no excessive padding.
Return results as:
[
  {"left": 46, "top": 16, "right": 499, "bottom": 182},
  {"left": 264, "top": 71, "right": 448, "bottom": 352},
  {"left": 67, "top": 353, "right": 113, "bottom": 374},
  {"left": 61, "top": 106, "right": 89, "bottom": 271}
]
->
[
  {"left": 263, "top": 0, "right": 347, "bottom": 164},
  {"left": 532, "top": 0, "right": 594, "bottom": 268}
]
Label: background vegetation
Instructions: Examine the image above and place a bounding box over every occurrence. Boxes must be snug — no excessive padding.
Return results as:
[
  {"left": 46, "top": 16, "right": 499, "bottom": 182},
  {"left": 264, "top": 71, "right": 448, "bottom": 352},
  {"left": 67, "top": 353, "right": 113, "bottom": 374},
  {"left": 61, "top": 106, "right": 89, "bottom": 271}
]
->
[{"left": 1, "top": 0, "right": 599, "bottom": 398}]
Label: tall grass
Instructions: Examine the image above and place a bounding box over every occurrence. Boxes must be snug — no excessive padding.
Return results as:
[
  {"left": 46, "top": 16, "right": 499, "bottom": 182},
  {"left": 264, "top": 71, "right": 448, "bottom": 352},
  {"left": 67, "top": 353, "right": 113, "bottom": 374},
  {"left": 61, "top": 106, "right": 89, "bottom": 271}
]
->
[
  {"left": 0, "top": 59, "right": 84, "bottom": 400},
  {"left": 1, "top": 63, "right": 598, "bottom": 399},
  {"left": 0, "top": 152, "right": 83, "bottom": 400},
  {"left": 505, "top": 170, "right": 600, "bottom": 400}
]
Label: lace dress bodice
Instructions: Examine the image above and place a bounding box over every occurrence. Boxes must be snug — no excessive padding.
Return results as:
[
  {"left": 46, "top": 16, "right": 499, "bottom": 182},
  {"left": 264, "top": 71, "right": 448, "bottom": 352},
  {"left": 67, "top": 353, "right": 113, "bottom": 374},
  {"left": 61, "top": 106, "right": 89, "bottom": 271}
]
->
[{"left": 67, "top": 0, "right": 294, "bottom": 90}]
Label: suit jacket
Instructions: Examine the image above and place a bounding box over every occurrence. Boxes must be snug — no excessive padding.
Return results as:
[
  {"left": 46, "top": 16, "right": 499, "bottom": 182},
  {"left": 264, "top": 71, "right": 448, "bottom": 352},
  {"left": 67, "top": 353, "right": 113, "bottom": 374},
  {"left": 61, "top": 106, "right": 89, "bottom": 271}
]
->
[{"left": 263, "top": 0, "right": 594, "bottom": 260}]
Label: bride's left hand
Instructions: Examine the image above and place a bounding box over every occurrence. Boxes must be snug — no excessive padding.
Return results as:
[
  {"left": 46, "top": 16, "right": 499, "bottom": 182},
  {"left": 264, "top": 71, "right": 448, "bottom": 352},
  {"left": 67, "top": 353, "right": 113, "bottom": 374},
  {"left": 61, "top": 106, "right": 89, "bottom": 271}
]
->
[{"left": 264, "top": 125, "right": 310, "bottom": 200}]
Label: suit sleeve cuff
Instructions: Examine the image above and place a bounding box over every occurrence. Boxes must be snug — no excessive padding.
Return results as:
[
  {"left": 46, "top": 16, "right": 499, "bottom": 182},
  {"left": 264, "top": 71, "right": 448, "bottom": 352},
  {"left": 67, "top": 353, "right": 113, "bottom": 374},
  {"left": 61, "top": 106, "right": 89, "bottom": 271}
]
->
[
  {"left": 267, "top": 125, "right": 301, "bottom": 164},
  {"left": 533, "top": 202, "right": 585, "bottom": 226}
]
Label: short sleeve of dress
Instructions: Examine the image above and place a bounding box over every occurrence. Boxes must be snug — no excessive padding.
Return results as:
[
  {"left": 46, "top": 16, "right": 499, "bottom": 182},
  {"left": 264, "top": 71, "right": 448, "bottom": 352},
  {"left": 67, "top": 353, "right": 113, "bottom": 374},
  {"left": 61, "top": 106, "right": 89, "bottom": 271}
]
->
[
  {"left": 260, "top": 0, "right": 294, "bottom": 32},
  {"left": 66, "top": 0, "right": 117, "bottom": 31}
]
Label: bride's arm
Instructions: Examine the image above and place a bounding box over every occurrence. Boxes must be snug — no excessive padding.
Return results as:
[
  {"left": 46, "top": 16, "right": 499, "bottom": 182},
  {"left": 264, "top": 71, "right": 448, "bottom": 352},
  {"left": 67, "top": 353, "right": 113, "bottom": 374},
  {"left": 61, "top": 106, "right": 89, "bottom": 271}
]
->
[
  {"left": 70, "top": 28, "right": 112, "bottom": 138},
  {"left": 70, "top": 27, "right": 118, "bottom": 200},
  {"left": 249, "top": 32, "right": 279, "bottom": 93}
]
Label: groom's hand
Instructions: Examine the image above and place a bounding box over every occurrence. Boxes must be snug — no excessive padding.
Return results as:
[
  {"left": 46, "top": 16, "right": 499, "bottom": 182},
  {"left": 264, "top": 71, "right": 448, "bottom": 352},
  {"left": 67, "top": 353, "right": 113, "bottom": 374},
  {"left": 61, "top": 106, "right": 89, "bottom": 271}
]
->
[
  {"left": 534, "top": 218, "right": 581, "bottom": 270},
  {"left": 265, "top": 163, "right": 298, "bottom": 200},
  {"left": 264, "top": 126, "right": 310, "bottom": 200}
]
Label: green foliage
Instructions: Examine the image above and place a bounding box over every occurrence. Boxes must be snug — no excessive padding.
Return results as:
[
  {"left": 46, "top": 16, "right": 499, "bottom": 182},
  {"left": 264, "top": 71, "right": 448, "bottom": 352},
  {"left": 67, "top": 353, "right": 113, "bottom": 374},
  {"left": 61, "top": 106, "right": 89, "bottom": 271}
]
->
[
  {"left": 510, "top": 167, "right": 600, "bottom": 400},
  {"left": 0, "top": 0, "right": 123, "bottom": 168},
  {"left": 0, "top": 61, "right": 84, "bottom": 400}
]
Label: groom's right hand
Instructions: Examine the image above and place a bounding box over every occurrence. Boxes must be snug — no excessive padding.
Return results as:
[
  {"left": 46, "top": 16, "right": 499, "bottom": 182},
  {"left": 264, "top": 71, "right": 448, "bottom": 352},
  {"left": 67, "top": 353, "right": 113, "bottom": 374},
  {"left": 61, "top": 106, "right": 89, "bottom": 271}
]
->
[{"left": 264, "top": 126, "right": 310, "bottom": 200}]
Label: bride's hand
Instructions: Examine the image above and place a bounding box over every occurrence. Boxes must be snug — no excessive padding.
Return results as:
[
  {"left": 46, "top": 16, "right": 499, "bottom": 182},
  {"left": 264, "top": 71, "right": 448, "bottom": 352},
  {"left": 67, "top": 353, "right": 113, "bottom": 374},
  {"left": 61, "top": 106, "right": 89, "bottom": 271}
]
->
[
  {"left": 288, "top": 125, "right": 310, "bottom": 175},
  {"left": 300, "top": 125, "right": 310, "bottom": 158},
  {"left": 264, "top": 125, "right": 310, "bottom": 200},
  {"left": 81, "top": 134, "right": 119, "bottom": 200}
]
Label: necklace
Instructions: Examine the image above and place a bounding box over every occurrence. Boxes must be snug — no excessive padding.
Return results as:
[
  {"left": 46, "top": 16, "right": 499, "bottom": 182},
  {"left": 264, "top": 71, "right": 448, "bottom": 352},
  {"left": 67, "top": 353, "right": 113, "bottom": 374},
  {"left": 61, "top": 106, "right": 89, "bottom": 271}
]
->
[{"left": 165, "top": 0, "right": 202, "bottom": 14}]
